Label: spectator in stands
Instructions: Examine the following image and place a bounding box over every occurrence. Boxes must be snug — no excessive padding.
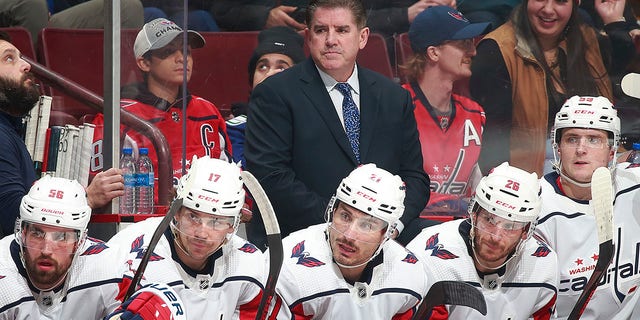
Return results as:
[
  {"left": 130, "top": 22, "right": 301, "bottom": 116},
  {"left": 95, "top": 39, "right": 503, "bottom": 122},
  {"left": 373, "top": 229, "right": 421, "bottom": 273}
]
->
[
  {"left": 210, "top": 0, "right": 456, "bottom": 36},
  {"left": 90, "top": 18, "right": 232, "bottom": 202},
  {"left": 226, "top": 26, "right": 305, "bottom": 168},
  {"left": 401, "top": 6, "right": 489, "bottom": 217},
  {"left": 469, "top": 0, "right": 636, "bottom": 177},
  {"left": 456, "top": 0, "right": 521, "bottom": 30},
  {"left": 142, "top": 0, "right": 220, "bottom": 32},
  {"left": 0, "top": 0, "right": 48, "bottom": 45},
  {"left": 48, "top": 0, "right": 144, "bottom": 29},
  {"left": 0, "top": 31, "right": 123, "bottom": 237},
  {"left": 244, "top": 0, "right": 430, "bottom": 250}
]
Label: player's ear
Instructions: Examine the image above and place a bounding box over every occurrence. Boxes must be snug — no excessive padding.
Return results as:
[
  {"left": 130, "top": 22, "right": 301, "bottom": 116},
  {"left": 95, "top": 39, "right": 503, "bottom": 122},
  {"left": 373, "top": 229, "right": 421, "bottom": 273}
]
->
[{"left": 136, "top": 57, "right": 151, "bottom": 72}]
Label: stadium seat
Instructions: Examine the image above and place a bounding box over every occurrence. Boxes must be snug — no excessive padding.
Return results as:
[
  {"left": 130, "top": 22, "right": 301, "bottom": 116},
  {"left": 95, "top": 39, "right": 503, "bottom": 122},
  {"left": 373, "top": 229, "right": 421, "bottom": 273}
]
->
[
  {"left": 38, "top": 28, "right": 141, "bottom": 118},
  {"left": 394, "top": 32, "right": 412, "bottom": 84},
  {"left": 39, "top": 29, "right": 256, "bottom": 118},
  {"left": 190, "top": 31, "right": 259, "bottom": 111},
  {"left": 0, "top": 27, "right": 36, "bottom": 60},
  {"left": 357, "top": 33, "right": 394, "bottom": 80}
]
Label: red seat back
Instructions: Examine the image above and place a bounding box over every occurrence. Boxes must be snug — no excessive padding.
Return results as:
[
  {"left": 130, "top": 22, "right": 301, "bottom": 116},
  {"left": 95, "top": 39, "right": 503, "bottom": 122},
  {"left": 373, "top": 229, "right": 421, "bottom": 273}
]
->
[
  {"left": 0, "top": 27, "right": 36, "bottom": 60},
  {"left": 190, "top": 32, "right": 258, "bottom": 110},
  {"left": 38, "top": 28, "right": 141, "bottom": 118}
]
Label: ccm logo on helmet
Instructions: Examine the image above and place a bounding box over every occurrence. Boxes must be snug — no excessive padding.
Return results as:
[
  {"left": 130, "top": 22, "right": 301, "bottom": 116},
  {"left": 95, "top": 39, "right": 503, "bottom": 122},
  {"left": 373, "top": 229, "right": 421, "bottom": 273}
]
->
[
  {"left": 197, "top": 195, "right": 219, "bottom": 203},
  {"left": 356, "top": 191, "right": 376, "bottom": 202},
  {"left": 573, "top": 110, "right": 594, "bottom": 115},
  {"left": 495, "top": 200, "right": 516, "bottom": 210}
]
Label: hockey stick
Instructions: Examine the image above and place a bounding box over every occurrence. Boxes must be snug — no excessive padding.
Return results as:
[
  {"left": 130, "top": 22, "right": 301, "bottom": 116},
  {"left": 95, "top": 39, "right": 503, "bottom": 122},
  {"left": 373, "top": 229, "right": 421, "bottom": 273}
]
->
[
  {"left": 621, "top": 73, "right": 640, "bottom": 99},
  {"left": 567, "top": 167, "right": 614, "bottom": 320},
  {"left": 124, "top": 198, "right": 183, "bottom": 301},
  {"left": 240, "top": 171, "right": 283, "bottom": 320},
  {"left": 411, "top": 280, "right": 487, "bottom": 320}
]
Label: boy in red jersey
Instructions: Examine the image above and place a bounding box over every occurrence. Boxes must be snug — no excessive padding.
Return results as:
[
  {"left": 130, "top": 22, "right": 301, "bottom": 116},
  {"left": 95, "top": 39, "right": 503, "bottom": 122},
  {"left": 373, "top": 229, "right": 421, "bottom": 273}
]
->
[{"left": 91, "top": 18, "right": 232, "bottom": 201}]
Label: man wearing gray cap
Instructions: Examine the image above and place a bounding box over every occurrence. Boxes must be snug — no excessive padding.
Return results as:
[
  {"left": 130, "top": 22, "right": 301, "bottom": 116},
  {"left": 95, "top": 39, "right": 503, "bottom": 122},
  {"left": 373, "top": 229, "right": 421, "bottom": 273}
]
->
[{"left": 90, "top": 18, "right": 232, "bottom": 200}]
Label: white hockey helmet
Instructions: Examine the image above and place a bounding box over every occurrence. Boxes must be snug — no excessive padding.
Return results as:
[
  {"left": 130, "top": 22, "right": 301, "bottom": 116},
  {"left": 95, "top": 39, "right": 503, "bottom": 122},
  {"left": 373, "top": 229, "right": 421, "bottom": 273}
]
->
[
  {"left": 17, "top": 175, "right": 91, "bottom": 234},
  {"left": 469, "top": 162, "right": 541, "bottom": 224},
  {"left": 176, "top": 156, "right": 245, "bottom": 225},
  {"left": 551, "top": 96, "right": 621, "bottom": 169},
  {"left": 333, "top": 163, "right": 405, "bottom": 227}
]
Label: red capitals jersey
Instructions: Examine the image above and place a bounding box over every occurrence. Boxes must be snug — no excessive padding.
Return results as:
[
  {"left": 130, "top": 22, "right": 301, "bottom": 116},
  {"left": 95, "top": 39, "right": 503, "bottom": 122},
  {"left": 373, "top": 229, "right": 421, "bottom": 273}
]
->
[
  {"left": 403, "top": 83, "right": 485, "bottom": 209},
  {"left": 90, "top": 95, "right": 232, "bottom": 198}
]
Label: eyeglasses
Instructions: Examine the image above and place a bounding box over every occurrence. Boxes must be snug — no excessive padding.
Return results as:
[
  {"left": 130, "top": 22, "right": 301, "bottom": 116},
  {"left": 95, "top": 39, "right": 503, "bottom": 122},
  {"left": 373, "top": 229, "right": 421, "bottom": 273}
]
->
[
  {"left": 475, "top": 211, "right": 528, "bottom": 233},
  {"left": 441, "top": 39, "right": 475, "bottom": 51},
  {"left": 331, "top": 210, "right": 388, "bottom": 235},
  {"left": 23, "top": 223, "right": 80, "bottom": 253},
  {"left": 561, "top": 135, "right": 609, "bottom": 149},
  {"left": 180, "top": 210, "right": 235, "bottom": 231}
]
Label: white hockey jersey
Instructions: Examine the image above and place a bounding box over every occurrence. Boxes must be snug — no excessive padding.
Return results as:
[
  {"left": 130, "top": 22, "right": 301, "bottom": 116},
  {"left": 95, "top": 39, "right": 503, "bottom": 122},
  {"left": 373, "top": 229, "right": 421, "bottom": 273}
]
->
[
  {"left": 106, "top": 217, "right": 285, "bottom": 320},
  {"left": 275, "top": 224, "right": 429, "bottom": 320},
  {"left": 535, "top": 164, "right": 640, "bottom": 319},
  {"left": 407, "top": 219, "right": 558, "bottom": 320},
  {"left": 0, "top": 235, "right": 123, "bottom": 320}
]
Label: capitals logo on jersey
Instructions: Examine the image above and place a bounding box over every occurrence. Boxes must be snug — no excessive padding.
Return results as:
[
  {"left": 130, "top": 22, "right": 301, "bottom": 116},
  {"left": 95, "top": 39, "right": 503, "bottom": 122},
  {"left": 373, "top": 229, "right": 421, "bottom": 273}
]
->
[
  {"left": 80, "top": 241, "right": 109, "bottom": 256},
  {"left": 291, "top": 241, "right": 325, "bottom": 267},
  {"left": 238, "top": 242, "right": 258, "bottom": 253},
  {"left": 130, "top": 235, "right": 164, "bottom": 261},
  {"left": 423, "top": 233, "right": 459, "bottom": 259},
  {"left": 532, "top": 239, "right": 552, "bottom": 258},
  {"left": 401, "top": 252, "right": 419, "bottom": 264}
]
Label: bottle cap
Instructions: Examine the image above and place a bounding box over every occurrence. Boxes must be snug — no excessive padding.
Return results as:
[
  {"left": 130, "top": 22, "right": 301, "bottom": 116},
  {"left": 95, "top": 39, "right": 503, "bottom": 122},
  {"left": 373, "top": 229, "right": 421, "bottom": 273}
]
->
[
  {"left": 122, "top": 148, "right": 133, "bottom": 155},
  {"left": 140, "top": 148, "right": 149, "bottom": 155}
]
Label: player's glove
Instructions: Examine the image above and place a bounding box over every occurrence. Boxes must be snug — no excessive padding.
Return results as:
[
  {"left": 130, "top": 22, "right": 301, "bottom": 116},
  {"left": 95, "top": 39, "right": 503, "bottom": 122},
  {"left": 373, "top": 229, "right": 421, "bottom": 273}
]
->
[{"left": 105, "top": 283, "right": 185, "bottom": 320}]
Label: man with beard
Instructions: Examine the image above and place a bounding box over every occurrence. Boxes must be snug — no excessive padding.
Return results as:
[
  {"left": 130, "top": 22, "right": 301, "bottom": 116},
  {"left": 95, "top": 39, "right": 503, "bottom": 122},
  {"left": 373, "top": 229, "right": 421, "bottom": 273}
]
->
[
  {"left": 0, "top": 176, "right": 123, "bottom": 319},
  {"left": 274, "top": 164, "right": 430, "bottom": 318},
  {"left": 407, "top": 162, "right": 558, "bottom": 319},
  {"left": 0, "top": 31, "right": 123, "bottom": 238}
]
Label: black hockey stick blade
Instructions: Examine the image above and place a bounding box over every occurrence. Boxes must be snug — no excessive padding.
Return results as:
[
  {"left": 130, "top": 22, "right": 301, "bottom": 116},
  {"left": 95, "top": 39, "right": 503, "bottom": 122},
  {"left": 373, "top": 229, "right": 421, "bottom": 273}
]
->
[
  {"left": 412, "top": 280, "right": 487, "bottom": 320},
  {"left": 124, "top": 198, "right": 183, "bottom": 301},
  {"left": 241, "top": 171, "right": 283, "bottom": 320},
  {"left": 567, "top": 167, "right": 614, "bottom": 320}
]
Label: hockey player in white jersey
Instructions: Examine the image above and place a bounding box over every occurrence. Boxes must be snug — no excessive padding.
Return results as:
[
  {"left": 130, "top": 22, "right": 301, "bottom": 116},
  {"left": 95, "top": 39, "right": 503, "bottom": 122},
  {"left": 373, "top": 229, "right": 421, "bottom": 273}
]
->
[
  {"left": 407, "top": 162, "right": 558, "bottom": 319},
  {"left": 107, "top": 156, "right": 288, "bottom": 319},
  {"left": 535, "top": 95, "right": 640, "bottom": 319},
  {"left": 0, "top": 175, "right": 123, "bottom": 319},
  {"left": 275, "top": 163, "right": 430, "bottom": 319}
]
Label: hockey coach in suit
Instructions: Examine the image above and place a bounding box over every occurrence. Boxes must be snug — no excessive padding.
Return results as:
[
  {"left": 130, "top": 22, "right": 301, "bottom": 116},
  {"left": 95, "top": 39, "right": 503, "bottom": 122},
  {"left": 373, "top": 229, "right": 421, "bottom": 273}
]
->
[{"left": 245, "top": 0, "right": 430, "bottom": 250}]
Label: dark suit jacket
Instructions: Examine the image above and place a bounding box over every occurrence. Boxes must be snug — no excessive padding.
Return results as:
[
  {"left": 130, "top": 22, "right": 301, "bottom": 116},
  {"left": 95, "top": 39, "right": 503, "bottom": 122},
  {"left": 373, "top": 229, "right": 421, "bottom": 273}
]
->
[{"left": 245, "top": 58, "right": 429, "bottom": 244}]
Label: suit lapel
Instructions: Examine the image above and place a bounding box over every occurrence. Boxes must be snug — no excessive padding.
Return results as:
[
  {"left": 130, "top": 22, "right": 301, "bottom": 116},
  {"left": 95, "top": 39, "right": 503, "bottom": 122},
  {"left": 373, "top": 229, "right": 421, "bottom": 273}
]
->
[
  {"left": 299, "top": 59, "right": 358, "bottom": 164},
  {"left": 357, "top": 67, "right": 379, "bottom": 163}
]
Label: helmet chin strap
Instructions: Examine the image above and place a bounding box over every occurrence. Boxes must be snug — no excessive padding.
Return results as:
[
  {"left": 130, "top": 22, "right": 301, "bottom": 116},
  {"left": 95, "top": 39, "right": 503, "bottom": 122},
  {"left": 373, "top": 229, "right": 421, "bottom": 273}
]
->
[{"left": 555, "top": 161, "right": 592, "bottom": 188}]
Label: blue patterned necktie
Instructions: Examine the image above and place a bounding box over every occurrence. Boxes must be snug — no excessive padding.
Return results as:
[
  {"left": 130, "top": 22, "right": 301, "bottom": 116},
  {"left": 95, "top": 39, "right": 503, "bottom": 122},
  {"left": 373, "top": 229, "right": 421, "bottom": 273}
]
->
[{"left": 335, "top": 82, "right": 360, "bottom": 163}]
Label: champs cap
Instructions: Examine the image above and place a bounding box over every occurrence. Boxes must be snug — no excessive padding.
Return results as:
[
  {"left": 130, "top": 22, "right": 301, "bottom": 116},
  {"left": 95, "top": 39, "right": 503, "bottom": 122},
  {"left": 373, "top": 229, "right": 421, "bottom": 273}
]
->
[
  {"left": 408, "top": 6, "right": 490, "bottom": 54},
  {"left": 134, "top": 18, "right": 205, "bottom": 58}
]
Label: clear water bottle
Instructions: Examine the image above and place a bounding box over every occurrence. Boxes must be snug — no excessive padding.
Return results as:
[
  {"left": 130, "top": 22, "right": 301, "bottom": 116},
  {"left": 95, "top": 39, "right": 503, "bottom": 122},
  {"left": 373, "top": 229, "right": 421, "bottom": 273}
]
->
[
  {"left": 627, "top": 142, "right": 640, "bottom": 165},
  {"left": 136, "top": 148, "right": 154, "bottom": 214},
  {"left": 119, "top": 148, "right": 137, "bottom": 214}
]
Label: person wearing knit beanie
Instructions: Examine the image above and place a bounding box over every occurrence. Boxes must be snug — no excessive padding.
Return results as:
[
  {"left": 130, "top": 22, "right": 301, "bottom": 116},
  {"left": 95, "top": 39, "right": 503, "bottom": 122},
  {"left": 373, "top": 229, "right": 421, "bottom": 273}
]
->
[{"left": 248, "top": 26, "right": 305, "bottom": 88}]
